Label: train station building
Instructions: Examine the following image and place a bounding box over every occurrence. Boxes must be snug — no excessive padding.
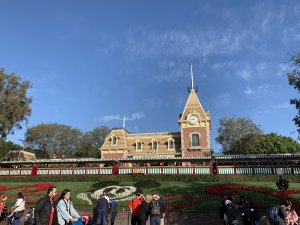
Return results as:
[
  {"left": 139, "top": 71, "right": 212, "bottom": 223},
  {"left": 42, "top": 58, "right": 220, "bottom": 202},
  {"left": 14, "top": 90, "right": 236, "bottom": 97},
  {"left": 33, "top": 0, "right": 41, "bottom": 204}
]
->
[{"left": 100, "top": 71, "right": 212, "bottom": 160}]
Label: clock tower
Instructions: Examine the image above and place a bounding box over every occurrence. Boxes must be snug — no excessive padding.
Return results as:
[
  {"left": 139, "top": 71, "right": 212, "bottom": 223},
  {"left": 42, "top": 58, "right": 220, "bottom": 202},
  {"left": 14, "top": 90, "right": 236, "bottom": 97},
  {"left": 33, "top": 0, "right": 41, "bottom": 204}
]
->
[{"left": 178, "top": 66, "right": 211, "bottom": 158}]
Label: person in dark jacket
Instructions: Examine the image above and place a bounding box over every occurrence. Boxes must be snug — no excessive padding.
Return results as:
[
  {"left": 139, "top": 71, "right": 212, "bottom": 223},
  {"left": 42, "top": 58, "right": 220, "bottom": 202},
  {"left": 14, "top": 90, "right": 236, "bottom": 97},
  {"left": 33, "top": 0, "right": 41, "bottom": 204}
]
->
[
  {"left": 219, "top": 195, "right": 228, "bottom": 225},
  {"left": 109, "top": 201, "right": 118, "bottom": 225},
  {"left": 139, "top": 195, "right": 152, "bottom": 225},
  {"left": 95, "top": 194, "right": 109, "bottom": 225},
  {"left": 268, "top": 201, "right": 289, "bottom": 225},
  {"left": 34, "top": 186, "right": 57, "bottom": 225}
]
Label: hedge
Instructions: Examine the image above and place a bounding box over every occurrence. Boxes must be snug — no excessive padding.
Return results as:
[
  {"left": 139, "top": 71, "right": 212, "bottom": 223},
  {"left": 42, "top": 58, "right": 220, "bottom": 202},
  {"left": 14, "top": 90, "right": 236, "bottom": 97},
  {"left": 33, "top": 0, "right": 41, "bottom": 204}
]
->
[{"left": 1, "top": 174, "right": 300, "bottom": 183}]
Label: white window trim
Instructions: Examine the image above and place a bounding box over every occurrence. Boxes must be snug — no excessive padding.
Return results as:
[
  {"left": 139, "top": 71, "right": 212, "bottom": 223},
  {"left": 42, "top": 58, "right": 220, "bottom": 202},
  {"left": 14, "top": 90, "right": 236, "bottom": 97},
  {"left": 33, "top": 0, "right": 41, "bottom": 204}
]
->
[
  {"left": 111, "top": 135, "right": 117, "bottom": 146},
  {"left": 167, "top": 138, "right": 175, "bottom": 150},
  {"left": 150, "top": 138, "right": 158, "bottom": 151},
  {"left": 135, "top": 139, "right": 143, "bottom": 151}
]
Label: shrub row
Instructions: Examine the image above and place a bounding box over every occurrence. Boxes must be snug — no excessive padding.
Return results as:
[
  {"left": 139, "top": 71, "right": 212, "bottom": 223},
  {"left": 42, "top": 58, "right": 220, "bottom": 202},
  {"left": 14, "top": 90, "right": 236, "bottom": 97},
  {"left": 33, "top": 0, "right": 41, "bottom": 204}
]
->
[{"left": 1, "top": 174, "right": 300, "bottom": 183}]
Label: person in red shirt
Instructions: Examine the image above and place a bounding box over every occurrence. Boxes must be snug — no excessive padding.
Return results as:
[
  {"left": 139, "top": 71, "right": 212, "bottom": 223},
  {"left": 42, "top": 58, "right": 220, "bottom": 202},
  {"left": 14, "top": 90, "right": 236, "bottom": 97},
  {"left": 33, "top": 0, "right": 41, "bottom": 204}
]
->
[{"left": 128, "top": 193, "right": 143, "bottom": 225}]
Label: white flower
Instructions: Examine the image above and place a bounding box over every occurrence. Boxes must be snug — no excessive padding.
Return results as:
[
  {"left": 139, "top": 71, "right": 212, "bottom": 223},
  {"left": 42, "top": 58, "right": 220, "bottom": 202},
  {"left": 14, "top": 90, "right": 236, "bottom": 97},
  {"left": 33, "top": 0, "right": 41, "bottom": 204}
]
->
[{"left": 77, "top": 185, "right": 137, "bottom": 205}]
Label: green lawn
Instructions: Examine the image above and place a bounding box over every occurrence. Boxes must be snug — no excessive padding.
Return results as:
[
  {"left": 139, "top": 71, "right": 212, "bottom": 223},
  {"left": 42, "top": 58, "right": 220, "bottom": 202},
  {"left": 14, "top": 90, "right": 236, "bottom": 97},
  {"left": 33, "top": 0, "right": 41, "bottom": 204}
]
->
[{"left": 2, "top": 180, "right": 300, "bottom": 213}]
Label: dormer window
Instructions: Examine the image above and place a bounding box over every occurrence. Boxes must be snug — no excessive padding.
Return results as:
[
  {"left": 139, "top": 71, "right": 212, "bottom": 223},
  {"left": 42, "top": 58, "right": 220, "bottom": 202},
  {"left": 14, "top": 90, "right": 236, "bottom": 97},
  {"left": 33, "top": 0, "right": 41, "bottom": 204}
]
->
[
  {"left": 151, "top": 139, "right": 158, "bottom": 150},
  {"left": 111, "top": 135, "right": 117, "bottom": 146},
  {"left": 191, "top": 133, "right": 200, "bottom": 147},
  {"left": 167, "top": 138, "right": 175, "bottom": 150},
  {"left": 135, "top": 139, "right": 142, "bottom": 151}
]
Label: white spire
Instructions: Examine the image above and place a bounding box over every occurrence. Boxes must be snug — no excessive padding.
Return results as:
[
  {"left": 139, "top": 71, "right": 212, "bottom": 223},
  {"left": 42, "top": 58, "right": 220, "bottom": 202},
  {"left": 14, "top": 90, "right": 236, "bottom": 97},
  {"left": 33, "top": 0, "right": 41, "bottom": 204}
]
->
[
  {"left": 191, "top": 64, "right": 194, "bottom": 90},
  {"left": 122, "top": 115, "right": 126, "bottom": 129}
]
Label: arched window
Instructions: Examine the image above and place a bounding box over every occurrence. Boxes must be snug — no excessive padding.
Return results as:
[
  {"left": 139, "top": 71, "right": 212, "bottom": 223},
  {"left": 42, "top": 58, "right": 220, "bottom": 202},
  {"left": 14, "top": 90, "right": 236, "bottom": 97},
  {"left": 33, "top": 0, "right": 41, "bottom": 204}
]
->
[
  {"left": 168, "top": 139, "right": 175, "bottom": 150},
  {"left": 152, "top": 140, "right": 158, "bottom": 150},
  {"left": 136, "top": 140, "right": 142, "bottom": 151},
  {"left": 191, "top": 134, "right": 199, "bottom": 146},
  {"left": 111, "top": 135, "right": 117, "bottom": 146}
]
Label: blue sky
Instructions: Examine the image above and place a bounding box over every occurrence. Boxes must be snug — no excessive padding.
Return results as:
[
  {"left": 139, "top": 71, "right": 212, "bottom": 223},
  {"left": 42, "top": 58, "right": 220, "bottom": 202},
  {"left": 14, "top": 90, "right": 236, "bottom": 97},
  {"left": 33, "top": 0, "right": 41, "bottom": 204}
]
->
[{"left": 1, "top": 0, "right": 300, "bottom": 152}]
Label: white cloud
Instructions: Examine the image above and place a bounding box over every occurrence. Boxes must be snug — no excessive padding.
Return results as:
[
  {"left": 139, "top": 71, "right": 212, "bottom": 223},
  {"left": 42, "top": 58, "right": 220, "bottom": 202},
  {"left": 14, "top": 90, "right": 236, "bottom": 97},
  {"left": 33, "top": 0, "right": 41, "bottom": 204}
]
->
[
  {"left": 127, "top": 112, "right": 144, "bottom": 120},
  {"left": 237, "top": 68, "right": 253, "bottom": 81},
  {"left": 100, "top": 112, "right": 144, "bottom": 122},
  {"left": 244, "top": 84, "right": 270, "bottom": 96},
  {"left": 244, "top": 86, "right": 253, "bottom": 95},
  {"left": 101, "top": 114, "right": 122, "bottom": 122},
  {"left": 256, "top": 62, "right": 266, "bottom": 72},
  {"left": 211, "top": 61, "right": 236, "bottom": 70},
  {"left": 219, "top": 92, "right": 231, "bottom": 105},
  {"left": 272, "top": 103, "right": 291, "bottom": 110},
  {"left": 277, "top": 63, "right": 291, "bottom": 77},
  {"left": 125, "top": 27, "right": 251, "bottom": 61}
]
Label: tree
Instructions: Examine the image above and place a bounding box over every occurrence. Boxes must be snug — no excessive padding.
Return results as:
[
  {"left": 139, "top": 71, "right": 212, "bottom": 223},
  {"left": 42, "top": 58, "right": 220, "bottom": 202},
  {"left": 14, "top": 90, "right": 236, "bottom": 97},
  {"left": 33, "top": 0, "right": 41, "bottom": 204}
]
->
[
  {"left": 215, "top": 117, "right": 262, "bottom": 154},
  {"left": 0, "top": 68, "right": 32, "bottom": 140},
  {"left": 76, "top": 126, "right": 110, "bottom": 157},
  {"left": 287, "top": 52, "right": 300, "bottom": 138},
  {"left": 25, "top": 123, "right": 83, "bottom": 158},
  {"left": 0, "top": 140, "right": 22, "bottom": 160},
  {"left": 231, "top": 133, "right": 300, "bottom": 154}
]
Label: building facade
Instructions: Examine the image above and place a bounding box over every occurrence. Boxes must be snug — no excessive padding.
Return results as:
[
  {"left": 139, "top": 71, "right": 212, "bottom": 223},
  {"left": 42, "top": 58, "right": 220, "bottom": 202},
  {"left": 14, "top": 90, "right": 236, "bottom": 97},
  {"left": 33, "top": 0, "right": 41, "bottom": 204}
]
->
[{"left": 100, "top": 85, "right": 211, "bottom": 160}]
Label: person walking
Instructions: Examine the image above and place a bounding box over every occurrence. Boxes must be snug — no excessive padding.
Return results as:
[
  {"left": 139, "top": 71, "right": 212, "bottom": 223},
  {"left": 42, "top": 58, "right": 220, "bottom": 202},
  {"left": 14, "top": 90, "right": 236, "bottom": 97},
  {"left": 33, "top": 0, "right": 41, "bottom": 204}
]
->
[
  {"left": 224, "top": 197, "right": 239, "bottom": 225},
  {"left": 109, "top": 200, "right": 118, "bottom": 225},
  {"left": 139, "top": 195, "right": 152, "bottom": 225},
  {"left": 10, "top": 192, "right": 25, "bottom": 225},
  {"left": 128, "top": 193, "right": 142, "bottom": 225},
  {"left": 35, "top": 186, "right": 57, "bottom": 225},
  {"left": 56, "top": 189, "right": 81, "bottom": 225},
  {"left": 219, "top": 195, "right": 228, "bottom": 225},
  {"left": 95, "top": 194, "right": 109, "bottom": 225}
]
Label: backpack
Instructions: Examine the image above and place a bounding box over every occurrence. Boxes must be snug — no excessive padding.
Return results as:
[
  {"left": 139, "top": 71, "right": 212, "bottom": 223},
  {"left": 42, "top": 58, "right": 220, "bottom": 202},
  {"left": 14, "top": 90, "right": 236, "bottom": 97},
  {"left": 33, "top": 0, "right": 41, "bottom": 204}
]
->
[
  {"left": 24, "top": 208, "right": 35, "bottom": 225},
  {"left": 226, "top": 203, "right": 238, "bottom": 221},
  {"left": 267, "top": 206, "right": 278, "bottom": 222},
  {"left": 151, "top": 200, "right": 161, "bottom": 216}
]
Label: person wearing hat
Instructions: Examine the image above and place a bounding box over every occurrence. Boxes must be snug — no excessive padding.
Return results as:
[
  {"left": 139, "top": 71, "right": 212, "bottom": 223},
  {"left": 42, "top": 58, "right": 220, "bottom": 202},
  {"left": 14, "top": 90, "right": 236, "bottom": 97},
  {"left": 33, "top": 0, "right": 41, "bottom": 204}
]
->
[
  {"left": 149, "top": 194, "right": 164, "bottom": 225},
  {"left": 128, "top": 193, "right": 142, "bottom": 225}
]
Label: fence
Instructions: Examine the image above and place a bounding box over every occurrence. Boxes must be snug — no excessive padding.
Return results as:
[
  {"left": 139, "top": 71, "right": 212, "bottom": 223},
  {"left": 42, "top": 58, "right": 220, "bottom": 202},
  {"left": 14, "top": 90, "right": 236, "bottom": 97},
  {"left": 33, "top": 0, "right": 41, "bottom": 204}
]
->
[{"left": 1, "top": 165, "right": 300, "bottom": 176}]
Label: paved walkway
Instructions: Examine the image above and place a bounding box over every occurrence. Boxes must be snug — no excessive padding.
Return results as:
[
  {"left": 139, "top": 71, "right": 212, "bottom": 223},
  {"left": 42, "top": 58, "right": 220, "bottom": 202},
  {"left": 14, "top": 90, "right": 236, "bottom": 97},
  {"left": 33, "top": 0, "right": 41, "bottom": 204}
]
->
[{"left": 0, "top": 211, "right": 223, "bottom": 225}]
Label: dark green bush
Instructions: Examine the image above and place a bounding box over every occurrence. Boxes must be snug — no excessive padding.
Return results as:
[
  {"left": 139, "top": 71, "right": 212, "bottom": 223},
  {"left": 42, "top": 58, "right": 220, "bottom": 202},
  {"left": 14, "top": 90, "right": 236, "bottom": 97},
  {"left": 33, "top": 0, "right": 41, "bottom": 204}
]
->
[{"left": 1, "top": 174, "right": 300, "bottom": 183}]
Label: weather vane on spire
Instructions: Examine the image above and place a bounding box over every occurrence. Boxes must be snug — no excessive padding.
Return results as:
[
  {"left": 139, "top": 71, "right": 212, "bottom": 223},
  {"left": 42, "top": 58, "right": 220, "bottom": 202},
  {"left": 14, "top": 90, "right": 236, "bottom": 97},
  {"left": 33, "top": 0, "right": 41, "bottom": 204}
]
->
[
  {"left": 188, "top": 64, "right": 198, "bottom": 93},
  {"left": 191, "top": 64, "right": 194, "bottom": 90},
  {"left": 122, "top": 115, "right": 126, "bottom": 129}
]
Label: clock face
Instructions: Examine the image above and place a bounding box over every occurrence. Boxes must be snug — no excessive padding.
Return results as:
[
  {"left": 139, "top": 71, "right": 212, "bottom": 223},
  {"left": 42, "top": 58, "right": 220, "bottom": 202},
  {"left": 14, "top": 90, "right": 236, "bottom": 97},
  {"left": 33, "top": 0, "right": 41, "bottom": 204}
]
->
[{"left": 188, "top": 115, "right": 199, "bottom": 125}]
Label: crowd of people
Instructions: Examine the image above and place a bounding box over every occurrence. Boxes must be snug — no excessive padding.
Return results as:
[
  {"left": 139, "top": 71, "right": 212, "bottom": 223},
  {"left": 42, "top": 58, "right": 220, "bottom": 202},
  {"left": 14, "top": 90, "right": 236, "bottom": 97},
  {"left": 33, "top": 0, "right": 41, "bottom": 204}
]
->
[
  {"left": 128, "top": 193, "right": 165, "bottom": 225},
  {"left": 219, "top": 195, "right": 299, "bottom": 225},
  {"left": 0, "top": 186, "right": 166, "bottom": 225},
  {"left": 2, "top": 186, "right": 300, "bottom": 225}
]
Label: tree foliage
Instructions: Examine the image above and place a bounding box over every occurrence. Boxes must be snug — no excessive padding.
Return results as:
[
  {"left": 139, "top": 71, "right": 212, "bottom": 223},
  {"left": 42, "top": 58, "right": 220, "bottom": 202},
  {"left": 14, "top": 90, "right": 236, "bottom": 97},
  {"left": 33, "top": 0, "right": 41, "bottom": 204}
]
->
[
  {"left": 215, "top": 117, "right": 262, "bottom": 154},
  {"left": 0, "top": 140, "right": 22, "bottom": 160},
  {"left": 287, "top": 52, "right": 300, "bottom": 137},
  {"left": 76, "top": 126, "right": 110, "bottom": 157},
  {"left": 231, "top": 133, "right": 300, "bottom": 154},
  {"left": 25, "top": 123, "right": 82, "bottom": 158},
  {"left": 0, "top": 69, "right": 32, "bottom": 140}
]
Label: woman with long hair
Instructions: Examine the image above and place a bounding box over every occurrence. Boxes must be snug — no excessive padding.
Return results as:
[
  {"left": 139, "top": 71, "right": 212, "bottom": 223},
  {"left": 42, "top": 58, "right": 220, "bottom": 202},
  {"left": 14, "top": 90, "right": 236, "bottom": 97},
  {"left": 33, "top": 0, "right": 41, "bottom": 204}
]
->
[
  {"left": 10, "top": 192, "right": 25, "bottom": 225},
  {"left": 0, "top": 192, "right": 8, "bottom": 219},
  {"left": 56, "top": 189, "right": 81, "bottom": 225}
]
